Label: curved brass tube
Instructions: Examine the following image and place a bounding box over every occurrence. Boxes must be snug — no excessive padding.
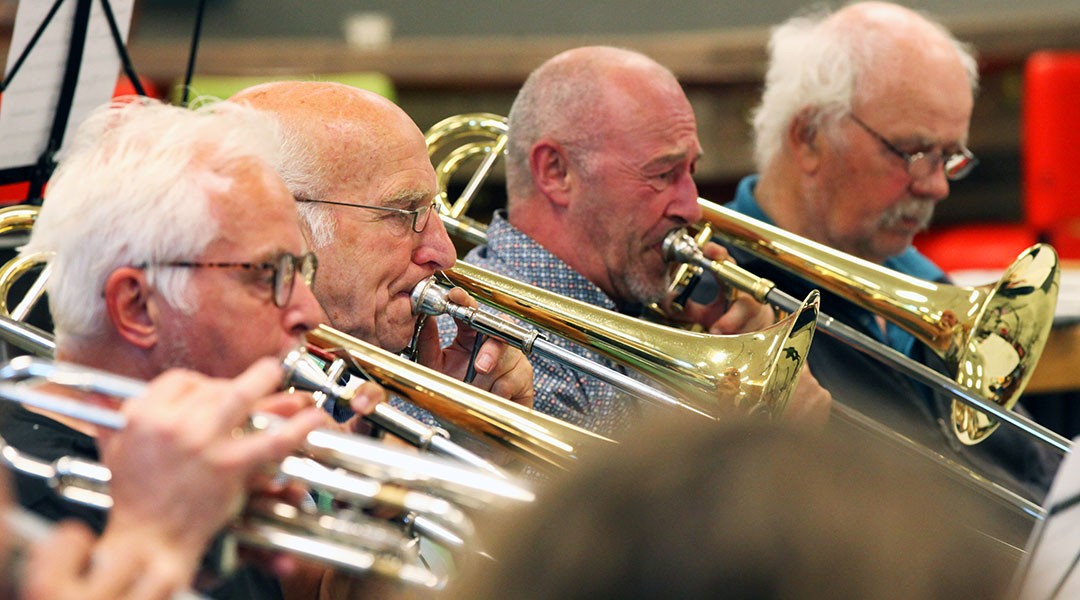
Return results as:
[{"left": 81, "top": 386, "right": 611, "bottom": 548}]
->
[
  {"left": 306, "top": 324, "right": 614, "bottom": 472},
  {"left": 0, "top": 204, "right": 49, "bottom": 323},
  {"left": 425, "top": 112, "right": 507, "bottom": 247},
  {"left": 695, "top": 198, "right": 1060, "bottom": 446},
  {"left": 440, "top": 262, "right": 820, "bottom": 421}
]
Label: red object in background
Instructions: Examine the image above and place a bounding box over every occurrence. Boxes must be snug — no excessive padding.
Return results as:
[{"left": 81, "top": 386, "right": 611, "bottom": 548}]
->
[
  {"left": 916, "top": 50, "right": 1080, "bottom": 272},
  {"left": 914, "top": 225, "right": 1038, "bottom": 273},
  {"left": 112, "top": 73, "right": 159, "bottom": 99},
  {"left": 1023, "top": 50, "right": 1080, "bottom": 260},
  {"left": 0, "top": 74, "right": 159, "bottom": 205}
]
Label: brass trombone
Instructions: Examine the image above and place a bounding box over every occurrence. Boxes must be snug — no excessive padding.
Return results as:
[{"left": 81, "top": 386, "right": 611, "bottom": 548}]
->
[
  {"left": 689, "top": 198, "right": 1062, "bottom": 448},
  {"left": 438, "top": 261, "right": 820, "bottom": 421},
  {"left": 426, "top": 112, "right": 506, "bottom": 247},
  {"left": 412, "top": 276, "right": 718, "bottom": 420},
  {"left": 306, "top": 324, "right": 614, "bottom": 472}
]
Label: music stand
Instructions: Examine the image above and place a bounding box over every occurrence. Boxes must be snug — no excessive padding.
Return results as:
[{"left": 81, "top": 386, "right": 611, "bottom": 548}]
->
[{"left": 0, "top": 0, "right": 140, "bottom": 203}]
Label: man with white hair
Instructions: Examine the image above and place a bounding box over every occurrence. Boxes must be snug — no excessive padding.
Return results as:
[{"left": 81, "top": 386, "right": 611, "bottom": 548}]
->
[
  {"left": 1, "top": 98, "right": 383, "bottom": 598},
  {"left": 724, "top": 1, "right": 1058, "bottom": 499},
  {"left": 229, "top": 82, "right": 535, "bottom": 419}
]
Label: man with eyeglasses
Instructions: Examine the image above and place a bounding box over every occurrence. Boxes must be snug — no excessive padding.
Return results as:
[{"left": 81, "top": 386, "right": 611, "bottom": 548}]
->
[
  {"left": 3, "top": 98, "right": 386, "bottom": 599},
  {"left": 229, "top": 81, "right": 535, "bottom": 418},
  {"left": 725, "top": 1, "right": 1058, "bottom": 499}
]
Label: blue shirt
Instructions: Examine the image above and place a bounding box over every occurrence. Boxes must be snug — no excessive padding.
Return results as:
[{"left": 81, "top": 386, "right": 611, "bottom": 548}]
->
[{"left": 724, "top": 174, "right": 1058, "bottom": 501}]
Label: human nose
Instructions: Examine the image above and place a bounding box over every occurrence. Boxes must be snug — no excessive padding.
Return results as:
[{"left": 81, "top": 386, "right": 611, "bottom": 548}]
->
[
  {"left": 283, "top": 274, "right": 324, "bottom": 336},
  {"left": 666, "top": 174, "right": 703, "bottom": 225},
  {"left": 413, "top": 212, "right": 457, "bottom": 270},
  {"left": 909, "top": 160, "right": 951, "bottom": 202}
]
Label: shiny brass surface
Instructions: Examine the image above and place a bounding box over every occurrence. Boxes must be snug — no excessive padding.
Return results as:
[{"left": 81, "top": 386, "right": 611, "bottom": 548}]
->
[
  {"left": 697, "top": 198, "right": 1061, "bottom": 445},
  {"left": 306, "top": 324, "right": 614, "bottom": 471},
  {"left": 0, "top": 204, "right": 39, "bottom": 235},
  {"left": 442, "top": 262, "right": 820, "bottom": 420},
  {"left": 0, "top": 354, "right": 539, "bottom": 585},
  {"left": 0, "top": 204, "right": 47, "bottom": 321},
  {"left": 425, "top": 112, "right": 507, "bottom": 247}
]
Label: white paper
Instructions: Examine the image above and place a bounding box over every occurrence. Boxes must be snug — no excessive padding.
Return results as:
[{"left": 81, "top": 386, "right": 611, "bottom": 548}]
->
[
  {"left": 0, "top": 0, "right": 135, "bottom": 170},
  {"left": 1014, "top": 436, "right": 1080, "bottom": 599}
]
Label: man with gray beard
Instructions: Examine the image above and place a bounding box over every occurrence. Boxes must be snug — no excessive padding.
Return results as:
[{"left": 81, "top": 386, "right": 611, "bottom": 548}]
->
[{"left": 724, "top": 2, "right": 1059, "bottom": 499}]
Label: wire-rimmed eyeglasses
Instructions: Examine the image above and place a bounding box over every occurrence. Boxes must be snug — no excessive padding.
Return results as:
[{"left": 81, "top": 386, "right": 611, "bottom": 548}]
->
[
  {"left": 138, "top": 252, "right": 318, "bottom": 308},
  {"left": 296, "top": 197, "right": 437, "bottom": 235},
  {"left": 848, "top": 113, "right": 979, "bottom": 182}
]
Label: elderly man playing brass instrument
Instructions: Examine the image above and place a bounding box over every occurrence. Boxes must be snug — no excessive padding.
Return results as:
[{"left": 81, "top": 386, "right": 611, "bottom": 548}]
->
[
  {"left": 228, "top": 82, "right": 535, "bottom": 422},
  {"left": 0, "top": 98, "right": 386, "bottom": 599},
  {"left": 720, "top": 1, "right": 1058, "bottom": 500},
  {"left": 433, "top": 46, "right": 832, "bottom": 437}
]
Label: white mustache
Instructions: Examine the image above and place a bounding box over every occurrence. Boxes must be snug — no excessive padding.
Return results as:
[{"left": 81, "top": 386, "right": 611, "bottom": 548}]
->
[{"left": 879, "top": 198, "right": 935, "bottom": 231}]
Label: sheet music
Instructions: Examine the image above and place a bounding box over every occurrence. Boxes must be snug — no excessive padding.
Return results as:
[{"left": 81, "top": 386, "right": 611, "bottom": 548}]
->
[
  {"left": 1014, "top": 435, "right": 1080, "bottom": 599},
  {"left": 0, "top": 0, "right": 135, "bottom": 169}
]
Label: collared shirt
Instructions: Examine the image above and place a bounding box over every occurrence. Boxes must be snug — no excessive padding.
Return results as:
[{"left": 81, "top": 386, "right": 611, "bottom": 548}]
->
[{"left": 435, "top": 212, "right": 641, "bottom": 437}]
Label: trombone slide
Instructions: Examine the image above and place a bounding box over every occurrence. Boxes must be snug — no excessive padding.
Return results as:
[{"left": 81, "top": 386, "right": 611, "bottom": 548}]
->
[
  {"left": 664, "top": 231, "right": 1072, "bottom": 455},
  {"left": 411, "top": 277, "right": 715, "bottom": 420}
]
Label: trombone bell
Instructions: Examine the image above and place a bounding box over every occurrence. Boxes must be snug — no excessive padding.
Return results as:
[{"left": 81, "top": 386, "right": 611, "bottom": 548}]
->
[
  {"left": 696, "top": 198, "right": 1061, "bottom": 445},
  {"left": 441, "top": 262, "right": 820, "bottom": 420}
]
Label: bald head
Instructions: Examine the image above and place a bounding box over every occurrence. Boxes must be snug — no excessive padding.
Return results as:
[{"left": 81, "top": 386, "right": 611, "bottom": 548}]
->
[
  {"left": 827, "top": 2, "right": 975, "bottom": 104},
  {"left": 505, "top": 46, "right": 686, "bottom": 203},
  {"left": 231, "top": 82, "right": 423, "bottom": 204},
  {"left": 228, "top": 81, "right": 454, "bottom": 350}
]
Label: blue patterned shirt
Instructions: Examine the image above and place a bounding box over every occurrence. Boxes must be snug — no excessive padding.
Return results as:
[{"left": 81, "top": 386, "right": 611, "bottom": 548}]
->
[{"left": 435, "top": 211, "right": 642, "bottom": 437}]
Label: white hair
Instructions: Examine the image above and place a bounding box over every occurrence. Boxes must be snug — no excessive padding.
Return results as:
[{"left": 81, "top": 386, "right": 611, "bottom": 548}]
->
[
  {"left": 21, "top": 98, "right": 282, "bottom": 349},
  {"left": 272, "top": 124, "right": 338, "bottom": 249},
  {"left": 750, "top": 4, "right": 979, "bottom": 172}
]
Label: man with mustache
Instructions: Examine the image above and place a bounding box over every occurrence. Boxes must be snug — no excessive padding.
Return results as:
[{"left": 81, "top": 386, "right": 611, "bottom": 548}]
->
[
  {"left": 447, "top": 45, "right": 831, "bottom": 437},
  {"left": 725, "top": 1, "right": 1058, "bottom": 498}
]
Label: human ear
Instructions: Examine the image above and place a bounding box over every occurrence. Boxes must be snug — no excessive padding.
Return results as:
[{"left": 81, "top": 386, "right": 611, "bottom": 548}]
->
[
  {"left": 103, "top": 267, "right": 159, "bottom": 350},
  {"left": 530, "top": 140, "right": 573, "bottom": 208},
  {"left": 789, "top": 109, "right": 823, "bottom": 174}
]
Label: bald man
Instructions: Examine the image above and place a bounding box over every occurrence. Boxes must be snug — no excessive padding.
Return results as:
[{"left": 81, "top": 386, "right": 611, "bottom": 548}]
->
[
  {"left": 724, "top": 1, "right": 1059, "bottom": 500},
  {"left": 447, "top": 46, "right": 832, "bottom": 436},
  {"left": 229, "top": 83, "right": 534, "bottom": 427}
]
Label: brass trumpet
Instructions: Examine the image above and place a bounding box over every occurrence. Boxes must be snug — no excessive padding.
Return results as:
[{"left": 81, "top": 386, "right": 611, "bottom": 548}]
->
[{"left": 692, "top": 198, "right": 1061, "bottom": 447}]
